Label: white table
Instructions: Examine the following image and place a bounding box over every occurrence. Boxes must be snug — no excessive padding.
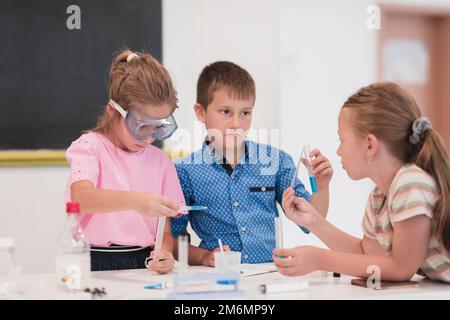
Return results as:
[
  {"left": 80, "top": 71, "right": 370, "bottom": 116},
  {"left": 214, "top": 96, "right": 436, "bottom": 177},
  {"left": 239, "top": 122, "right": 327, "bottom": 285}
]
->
[{"left": 5, "top": 263, "right": 450, "bottom": 300}]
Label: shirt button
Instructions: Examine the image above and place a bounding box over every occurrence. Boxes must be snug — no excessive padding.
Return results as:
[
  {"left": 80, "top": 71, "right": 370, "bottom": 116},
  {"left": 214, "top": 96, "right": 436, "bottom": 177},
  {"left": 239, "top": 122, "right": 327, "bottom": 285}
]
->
[
  {"left": 244, "top": 254, "right": 248, "bottom": 259},
  {"left": 261, "top": 187, "right": 266, "bottom": 192},
  {"left": 233, "top": 201, "right": 239, "bottom": 207},
  {"left": 241, "top": 226, "right": 247, "bottom": 232}
]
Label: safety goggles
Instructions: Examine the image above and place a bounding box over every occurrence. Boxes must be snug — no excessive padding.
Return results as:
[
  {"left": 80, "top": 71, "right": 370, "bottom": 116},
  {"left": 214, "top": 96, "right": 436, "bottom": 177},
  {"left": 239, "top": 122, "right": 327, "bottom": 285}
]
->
[{"left": 109, "top": 99, "right": 178, "bottom": 141}]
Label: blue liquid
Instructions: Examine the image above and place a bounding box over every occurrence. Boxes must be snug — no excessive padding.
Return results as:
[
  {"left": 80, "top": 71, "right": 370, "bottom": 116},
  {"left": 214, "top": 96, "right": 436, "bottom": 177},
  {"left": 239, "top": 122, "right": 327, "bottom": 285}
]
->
[
  {"left": 180, "top": 205, "right": 207, "bottom": 211},
  {"left": 217, "top": 279, "right": 237, "bottom": 285},
  {"left": 299, "top": 226, "right": 310, "bottom": 234},
  {"left": 175, "top": 205, "right": 208, "bottom": 217},
  {"left": 309, "top": 176, "right": 318, "bottom": 193},
  {"left": 144, "top": 282, "right": 166, "bottom": 289}
]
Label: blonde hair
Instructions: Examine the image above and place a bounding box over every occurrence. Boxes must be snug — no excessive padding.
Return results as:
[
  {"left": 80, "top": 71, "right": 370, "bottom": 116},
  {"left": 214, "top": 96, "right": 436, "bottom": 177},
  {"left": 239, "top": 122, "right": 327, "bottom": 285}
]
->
[
  {"left": 343, "top": 82, "right": 450, "bottom": 253},
  {"left": 91, "top": 49, "right": 177, "bottom": 135}
]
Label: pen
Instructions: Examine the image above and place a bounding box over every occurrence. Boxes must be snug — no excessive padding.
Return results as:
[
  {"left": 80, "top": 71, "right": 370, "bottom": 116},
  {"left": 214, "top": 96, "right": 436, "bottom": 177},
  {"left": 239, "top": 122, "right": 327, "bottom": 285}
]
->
[{"left": 259, "top": 280, "right": 309, "bottom": 294}]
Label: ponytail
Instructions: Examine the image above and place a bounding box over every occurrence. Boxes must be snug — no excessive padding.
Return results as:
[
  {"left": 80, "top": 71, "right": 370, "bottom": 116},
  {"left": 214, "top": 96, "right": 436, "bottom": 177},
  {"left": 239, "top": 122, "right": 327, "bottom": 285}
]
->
[{"left": 413, "top": 129, "right": 450, "bottom": 253}]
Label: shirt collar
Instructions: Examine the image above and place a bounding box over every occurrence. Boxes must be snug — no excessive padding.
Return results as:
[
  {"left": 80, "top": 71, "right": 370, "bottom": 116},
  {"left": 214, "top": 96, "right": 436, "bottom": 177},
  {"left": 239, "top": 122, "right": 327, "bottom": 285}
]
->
[{"left": 202, "top": 137, "right": 251, "bottom": 166}]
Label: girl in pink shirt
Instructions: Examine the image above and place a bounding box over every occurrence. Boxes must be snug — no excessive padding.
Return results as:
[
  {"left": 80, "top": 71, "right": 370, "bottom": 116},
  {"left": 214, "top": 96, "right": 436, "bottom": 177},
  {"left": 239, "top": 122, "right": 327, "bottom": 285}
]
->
[{"left": 65, "top": 50, "right": 185, "bottom": 273}]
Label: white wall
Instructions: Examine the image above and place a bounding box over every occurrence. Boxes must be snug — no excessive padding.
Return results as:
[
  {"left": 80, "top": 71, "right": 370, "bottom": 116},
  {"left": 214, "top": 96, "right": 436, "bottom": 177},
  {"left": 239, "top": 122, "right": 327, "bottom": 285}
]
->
[
  {"left": 278, "top": 0, "right": 377, "bottom": 247},
  {"left": 162, "top": 0, "right": 281, "bottom": 154},
  {"left": 378, "top": 0, "right": 450, "bottom": 6},
  {"left": 0, "top": 167, "right": 68, "bottom": 273}
]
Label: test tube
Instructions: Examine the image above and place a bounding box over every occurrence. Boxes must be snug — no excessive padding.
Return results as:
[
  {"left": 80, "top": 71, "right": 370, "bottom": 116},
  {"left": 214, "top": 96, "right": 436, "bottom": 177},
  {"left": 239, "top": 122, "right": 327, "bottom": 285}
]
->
[
  {"left": 274, "top": 216, "right": 283, "bottom": 249},
  {"left": 289, "top": 150, "right": 311, "bottom": 235},
  {"left": 145, "top": 217, "right": 167, "bottom": 267},
  {"left": 303, "top": 145, "right": 318, "bottom": 194},
  {"left": 178, "top": 230, "right": 189, "bottom": 273},
  {"left": 154, "top": 217, "right": 166, "bottom": 254}
]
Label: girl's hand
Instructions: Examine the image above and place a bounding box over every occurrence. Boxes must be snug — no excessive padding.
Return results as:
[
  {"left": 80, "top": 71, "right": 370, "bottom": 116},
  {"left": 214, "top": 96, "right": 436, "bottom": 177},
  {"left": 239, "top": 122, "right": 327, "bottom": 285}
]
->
[
  {"left": 282, "top": 188, "right": 324, "bottom": 231},
  {"left": 147, "top": 250, "right": 175, "bottom": 274},
  {"left": 273, "top": 246, "right": 321, "bottom": 276},
  {"left": 303, "top": 149, "right": 333, "bottom": 189},
  {"left": 201, "top": 245, "right": 231, "bottom": 267},
  {"left": 136, "top": 192, "right": 179, "bottom": 217}
]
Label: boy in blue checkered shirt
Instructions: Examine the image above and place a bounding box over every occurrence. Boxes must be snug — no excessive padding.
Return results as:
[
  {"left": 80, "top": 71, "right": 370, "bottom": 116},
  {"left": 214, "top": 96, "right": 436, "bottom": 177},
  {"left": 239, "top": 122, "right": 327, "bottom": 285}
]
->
[{"left": 171, "top": 61, "right": 333, "bottom": 265}]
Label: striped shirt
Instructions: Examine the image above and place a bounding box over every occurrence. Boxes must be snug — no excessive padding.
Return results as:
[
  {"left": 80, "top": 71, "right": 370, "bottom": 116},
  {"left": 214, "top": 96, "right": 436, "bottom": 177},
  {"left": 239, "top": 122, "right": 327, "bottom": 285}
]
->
[{"left": 362, "top": 163, "right": 450, "bottom": 283}]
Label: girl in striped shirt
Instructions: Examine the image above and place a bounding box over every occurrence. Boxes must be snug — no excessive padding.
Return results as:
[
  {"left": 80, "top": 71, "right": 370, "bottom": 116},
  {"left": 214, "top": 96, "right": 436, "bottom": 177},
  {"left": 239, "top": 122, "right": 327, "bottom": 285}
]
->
[{"left": 275, "top": 82, "right": 450, "bottom": 283}]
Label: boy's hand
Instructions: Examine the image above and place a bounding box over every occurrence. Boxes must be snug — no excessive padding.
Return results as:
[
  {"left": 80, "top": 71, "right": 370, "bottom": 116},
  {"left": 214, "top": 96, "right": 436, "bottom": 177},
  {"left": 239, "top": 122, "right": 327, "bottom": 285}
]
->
[
  {"left": 273, "top": 246, "right": 321, "bottom": 276},
  {"left": 201, "top": 245, "right": 231, "bottom": 267},
  {"left": 282, "top": 187, "right": 324, "bottom": 231},
  {"left": 136, "top": 192, "right": 180, "bottom": 218},
  {"left": 147, "top": 250, "right": 175, "bottom": 274},
  {"left": 303, "top": 148, "right": 333, "bottom": 189}
]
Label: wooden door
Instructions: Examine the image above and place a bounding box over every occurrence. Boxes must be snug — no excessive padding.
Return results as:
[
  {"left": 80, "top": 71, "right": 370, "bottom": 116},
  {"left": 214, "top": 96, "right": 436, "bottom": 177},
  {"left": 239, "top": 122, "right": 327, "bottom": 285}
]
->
[{"left": 379, "top": 5, "right": 450, "bottom": 151}]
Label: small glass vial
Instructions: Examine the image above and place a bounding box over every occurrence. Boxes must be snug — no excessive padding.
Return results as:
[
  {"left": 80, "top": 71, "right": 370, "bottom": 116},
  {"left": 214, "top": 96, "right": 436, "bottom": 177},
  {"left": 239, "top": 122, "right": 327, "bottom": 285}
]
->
[
  {"left": 177, "top": 230, "right": 189, "bottom": 273},
  {"left": 56, "top": 202, "right": 90, "bottom": 292},
  {"left": 0, "top": 237, "right": 21, "bottom": 297}
]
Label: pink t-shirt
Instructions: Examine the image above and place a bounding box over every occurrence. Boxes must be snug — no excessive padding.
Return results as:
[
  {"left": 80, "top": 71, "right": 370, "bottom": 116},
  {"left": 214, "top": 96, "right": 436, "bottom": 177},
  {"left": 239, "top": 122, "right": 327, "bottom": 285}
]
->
[{"left": 64, "top": 132, "right": 185, "bottom": 247}]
